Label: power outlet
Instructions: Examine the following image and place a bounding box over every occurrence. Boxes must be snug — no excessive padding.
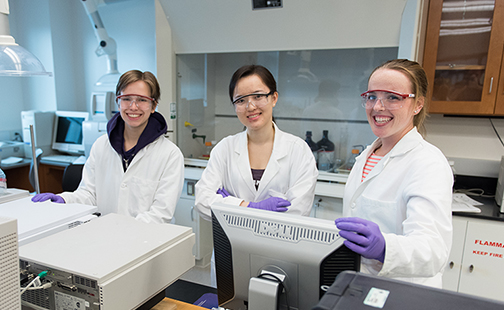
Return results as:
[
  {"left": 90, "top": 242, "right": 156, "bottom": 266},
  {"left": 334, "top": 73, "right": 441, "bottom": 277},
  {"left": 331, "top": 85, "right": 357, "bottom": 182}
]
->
[{"left": 252, "top": 0, "right": 282, "bottom": 10}]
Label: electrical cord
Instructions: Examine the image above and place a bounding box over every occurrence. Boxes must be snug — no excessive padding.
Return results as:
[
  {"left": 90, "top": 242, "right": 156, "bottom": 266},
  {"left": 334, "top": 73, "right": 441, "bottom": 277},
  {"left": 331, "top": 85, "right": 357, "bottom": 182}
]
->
[
  {"left": 20, "top": 271, "right": 49, "bottom": 295},
  {"left": 257, "top": 273, "right": 291, "bottom": 310},
  {"left": 489, "top": 118, "right": 504, "bottom": 147},
  {"left": 454, "top": 188, "right": 494, "bottom": 198},
  {"left": 25, "top": 282, "right": 52, "bottom": 290}
]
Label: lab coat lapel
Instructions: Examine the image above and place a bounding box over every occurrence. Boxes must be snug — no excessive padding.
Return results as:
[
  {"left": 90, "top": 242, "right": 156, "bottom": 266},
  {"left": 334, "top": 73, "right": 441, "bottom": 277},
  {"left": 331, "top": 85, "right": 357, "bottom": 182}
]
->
[
  {"left": 235, "top": 131, "right": 256, "bottom": 197},
  {"left": 349, "top": 139, "right": 384, "bottom": 202},
  {"left": 350, "top": 127, "right": 421, "bottom": 201},
  {"left": 257, "top": 123, "right": 283, "bottom": 195}
]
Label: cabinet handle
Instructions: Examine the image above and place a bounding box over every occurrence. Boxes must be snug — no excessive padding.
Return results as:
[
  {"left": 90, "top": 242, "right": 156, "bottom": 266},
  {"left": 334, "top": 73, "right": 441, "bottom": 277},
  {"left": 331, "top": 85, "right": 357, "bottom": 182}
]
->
[
  {"left": 449, "top": 261, "right": 454, "bottom": 269},
  {"left": 191, "top": 206, "right": 194, "bottom": 222},
  {"left": 469, "top": 265, "right": 474, "bottom": 273},
  {"left": 489, "top": 77, "right": 493, "bottom": 94}
]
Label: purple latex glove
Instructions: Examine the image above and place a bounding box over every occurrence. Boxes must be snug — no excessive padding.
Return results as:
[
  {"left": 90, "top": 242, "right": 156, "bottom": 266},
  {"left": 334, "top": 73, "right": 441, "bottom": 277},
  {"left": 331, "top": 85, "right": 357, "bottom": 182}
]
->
[
  {"left": 248, "top": 197, "right": 290, "bottom": 212},
  {"left": 216, "top": 188, "right": 230, "bottom": 198},
  {"left": 31, "top": 193, "right": 65, "bottom": 204},
  {"left": 334, "top": 217, "right": 386, "bottom": 263}
]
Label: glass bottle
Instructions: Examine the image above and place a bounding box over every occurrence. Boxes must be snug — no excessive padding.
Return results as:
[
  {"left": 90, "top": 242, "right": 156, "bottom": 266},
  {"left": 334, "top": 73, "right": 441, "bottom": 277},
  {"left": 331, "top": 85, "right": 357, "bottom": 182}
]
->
[
  {"left": 316, "top": 130, "right": 335, "bottom": 171},
  {"left": 0, "top": 168, "right": 6, "bottom": 195},
  {"left": 305, "top": 131, "right": 319, "bottom": 162}
]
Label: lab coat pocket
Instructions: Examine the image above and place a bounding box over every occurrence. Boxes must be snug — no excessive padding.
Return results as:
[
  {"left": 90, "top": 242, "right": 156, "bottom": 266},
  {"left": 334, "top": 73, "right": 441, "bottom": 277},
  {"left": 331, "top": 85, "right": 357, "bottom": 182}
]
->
[
  {"left": 357, "top": 195, "right": 398, "bottom": 234},
  {"left": 127, "top": 177, "right": 159, "bottom": 215}
]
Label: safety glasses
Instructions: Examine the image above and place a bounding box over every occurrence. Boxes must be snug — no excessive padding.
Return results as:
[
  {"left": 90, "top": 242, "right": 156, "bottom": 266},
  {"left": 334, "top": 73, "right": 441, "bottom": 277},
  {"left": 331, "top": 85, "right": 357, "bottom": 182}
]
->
[
  {"left": 360, "top": 89, "right": 415, "bottom": 110},
  {"left": 116, "top": 94, "right": 155, "bottom": 109},
  {"left": 232, "top": 91, "right": 274, "bottom": 112}
]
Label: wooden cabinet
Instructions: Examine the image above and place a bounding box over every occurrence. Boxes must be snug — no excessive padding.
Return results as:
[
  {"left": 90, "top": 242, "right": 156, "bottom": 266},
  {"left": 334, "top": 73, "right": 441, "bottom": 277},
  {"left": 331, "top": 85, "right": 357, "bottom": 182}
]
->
[
  {"left": 38, "top": 163, "right": 65, "bottom": 193},
  {"left": 443, "top": 216, "right": 504, "bottom": 302},
  {"left": 423, "top": 0, "right": 504, "bottom": 115},
  {"left": 3, "top": 164, "right": 34, "bottom": 192}
]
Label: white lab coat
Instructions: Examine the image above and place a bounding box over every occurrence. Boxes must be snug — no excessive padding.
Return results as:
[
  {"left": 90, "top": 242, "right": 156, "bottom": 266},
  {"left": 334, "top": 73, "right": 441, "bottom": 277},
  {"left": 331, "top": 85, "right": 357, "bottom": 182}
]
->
[
  {"left": 195, "top": 123, "right": 318, "bottom": 221},
  {"left": 59, "top": 134, "right": 184, "bottom": 224},
  {"left": 343, "top": 127, "right": 453, "bottom": 288}
]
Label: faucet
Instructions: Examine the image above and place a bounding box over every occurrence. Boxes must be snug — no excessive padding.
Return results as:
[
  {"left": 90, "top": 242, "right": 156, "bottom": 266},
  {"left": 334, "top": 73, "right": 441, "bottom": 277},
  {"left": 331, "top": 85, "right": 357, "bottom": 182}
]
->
[{"left": 191, "top": 128, "right": 206, "bottom": 144}]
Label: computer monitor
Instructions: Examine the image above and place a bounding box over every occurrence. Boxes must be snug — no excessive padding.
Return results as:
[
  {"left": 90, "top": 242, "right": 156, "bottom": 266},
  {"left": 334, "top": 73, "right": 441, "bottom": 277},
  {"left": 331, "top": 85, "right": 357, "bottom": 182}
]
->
[
  {"left": 211, "top": 203, "right": 360, "bottom": 310},
  {"left": 52, "top": 111, "right": 89, "bottom": 155}
]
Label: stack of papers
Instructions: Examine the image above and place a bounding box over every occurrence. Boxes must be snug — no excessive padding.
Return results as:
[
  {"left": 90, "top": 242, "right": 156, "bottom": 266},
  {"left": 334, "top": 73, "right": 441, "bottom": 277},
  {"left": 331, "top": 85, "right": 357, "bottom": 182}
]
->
[
  {"left": 451, "top": 193, "right": 482, "bottom": 213},
  {"left": 1, "top": 157, "right": 24, "bottom": 165}
]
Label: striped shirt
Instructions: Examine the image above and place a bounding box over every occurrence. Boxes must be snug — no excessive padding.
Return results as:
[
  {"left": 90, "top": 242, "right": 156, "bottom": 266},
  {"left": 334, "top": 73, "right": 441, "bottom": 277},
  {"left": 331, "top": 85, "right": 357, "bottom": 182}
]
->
[{"left": 362, "top": 153, "right": 383, "bottom": 181}]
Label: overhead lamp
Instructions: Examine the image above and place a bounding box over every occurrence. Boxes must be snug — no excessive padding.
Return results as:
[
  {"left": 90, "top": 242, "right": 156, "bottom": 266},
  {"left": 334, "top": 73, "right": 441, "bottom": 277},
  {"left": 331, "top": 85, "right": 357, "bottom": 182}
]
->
[{"left": 0, "top": 0, "right": 51, "bottom": 77}]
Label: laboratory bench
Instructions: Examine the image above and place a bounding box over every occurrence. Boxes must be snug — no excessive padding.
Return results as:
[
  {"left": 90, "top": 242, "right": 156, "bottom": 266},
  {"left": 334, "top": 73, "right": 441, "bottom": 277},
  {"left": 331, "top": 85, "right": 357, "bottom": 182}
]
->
[
  {"left": 1, "top": 158, "right": 34, "bottom": 192},
  {"left": 453, "top": 196, "right": 504, "bottom": 222},
  {"left": 151, "top": 298, "right": 205, "bottom": 310},
  {"left": 452, "top": 174, "right": 503, "bottom": 221},
  {"left": 1, "top": 157, "right": 75, "bottom": 194}
]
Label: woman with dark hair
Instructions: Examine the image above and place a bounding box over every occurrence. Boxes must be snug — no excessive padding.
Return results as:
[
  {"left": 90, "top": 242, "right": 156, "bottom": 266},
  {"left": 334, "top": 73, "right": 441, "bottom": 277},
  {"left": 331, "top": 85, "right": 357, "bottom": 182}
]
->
[
  {"left": 335, "top": 59, "right": 453, "bottom": 288},
  {"left": 32, "top": 70, "right": 184, "bottom": 224},
  {"left": 195, "top": 64, "right": 318, "bottom": 221}
]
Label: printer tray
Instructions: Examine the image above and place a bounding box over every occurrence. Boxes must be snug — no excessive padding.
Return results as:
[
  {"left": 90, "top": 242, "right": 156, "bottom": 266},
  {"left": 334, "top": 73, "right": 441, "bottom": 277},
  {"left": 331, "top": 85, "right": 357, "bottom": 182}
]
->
[{"left": 313, "top": 271, "right": 504, "bottom": 310}]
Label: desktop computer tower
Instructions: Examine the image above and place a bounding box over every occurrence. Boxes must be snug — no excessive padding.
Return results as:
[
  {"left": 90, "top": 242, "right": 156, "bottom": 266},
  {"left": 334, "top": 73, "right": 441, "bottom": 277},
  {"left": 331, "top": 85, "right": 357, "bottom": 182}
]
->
[
  {"left": 19, "top": 213, "right": 195, "bottom": 310},
  {"left": 21, "top": 111, "right": 55, "bottom": 158}
]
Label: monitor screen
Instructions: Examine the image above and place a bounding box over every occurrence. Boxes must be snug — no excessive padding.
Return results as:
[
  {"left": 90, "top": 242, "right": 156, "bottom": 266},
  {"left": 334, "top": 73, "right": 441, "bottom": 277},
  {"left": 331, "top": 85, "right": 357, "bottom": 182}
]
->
[
  {"left": 211, "top": 203, "right": 360, "bottom": 310},
  {"left": 52, "top": 111, "right": 89, "bottom": 155}
]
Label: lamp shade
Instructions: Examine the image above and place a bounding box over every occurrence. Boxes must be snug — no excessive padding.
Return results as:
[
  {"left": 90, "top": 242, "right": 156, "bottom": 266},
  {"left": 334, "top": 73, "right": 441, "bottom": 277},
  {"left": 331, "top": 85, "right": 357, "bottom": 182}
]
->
[
  {"left": 0, "top": 0, "right": 51, "bottom": 77},
  {"left": 0, "top": 40, "right": 52, "bottom": 77}
]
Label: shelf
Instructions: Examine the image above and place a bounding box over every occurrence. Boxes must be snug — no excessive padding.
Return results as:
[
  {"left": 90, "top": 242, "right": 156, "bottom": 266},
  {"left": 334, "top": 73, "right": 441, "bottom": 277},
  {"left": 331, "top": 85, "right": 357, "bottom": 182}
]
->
[{"left": 435, "top": 65, "right": 486, "bottom": 70}]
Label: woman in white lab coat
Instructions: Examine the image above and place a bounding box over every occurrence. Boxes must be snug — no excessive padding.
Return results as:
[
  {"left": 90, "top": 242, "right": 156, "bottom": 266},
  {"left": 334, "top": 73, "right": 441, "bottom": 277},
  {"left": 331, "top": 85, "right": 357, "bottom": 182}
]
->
[
  {"left": 195, "top": 65, "right": 318, "bottom": 221},
  {"left": 335, "top": 59, "right": 453, "bottom": 288},
  {"left": 32, "top": 70, "right": 184, "bottom": 224}
]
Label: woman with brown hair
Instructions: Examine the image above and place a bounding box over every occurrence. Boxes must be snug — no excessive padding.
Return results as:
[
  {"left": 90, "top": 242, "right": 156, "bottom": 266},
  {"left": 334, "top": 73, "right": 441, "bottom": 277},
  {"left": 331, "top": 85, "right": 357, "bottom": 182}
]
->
[{"left": 32, "top": 70, "right": 184, "bottom": 224}]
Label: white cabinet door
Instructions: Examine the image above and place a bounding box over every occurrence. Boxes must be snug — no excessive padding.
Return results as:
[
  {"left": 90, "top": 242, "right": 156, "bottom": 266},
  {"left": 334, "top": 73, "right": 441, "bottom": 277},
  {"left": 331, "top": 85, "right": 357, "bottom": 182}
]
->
[
  {"left": 458, "top": 219, "right": 504, "bottom": 302},
  {"left": 174, "top": 196, "right": 213, "bottom": 266},
  {"left": 174, "top": 197, "right": 198, "bottom": 254},
  {"left": 442, "top": 217, "right": 467, "bottom": 292}
]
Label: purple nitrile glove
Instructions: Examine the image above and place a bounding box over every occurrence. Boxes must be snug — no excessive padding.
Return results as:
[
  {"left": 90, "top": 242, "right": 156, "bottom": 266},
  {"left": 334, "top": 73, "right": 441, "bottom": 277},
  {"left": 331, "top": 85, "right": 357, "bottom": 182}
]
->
[
  {"left": 216, "top": 188, "right": 230, "bottom": 198},
  {"left": 334, "top": 217, "right": 386, "bottom": 263},
  {"left": 248, "top": 197, "right": 291, "bottom": 212},
  {"left": 31, "top": 193, "right": 65, "bottom": 204}
]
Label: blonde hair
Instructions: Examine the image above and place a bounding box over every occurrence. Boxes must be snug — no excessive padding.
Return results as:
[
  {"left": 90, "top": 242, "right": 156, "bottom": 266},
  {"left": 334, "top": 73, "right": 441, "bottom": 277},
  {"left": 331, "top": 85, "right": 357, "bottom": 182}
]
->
[{"left": 370, "top": 59, "right": 428, "bottom": 136}]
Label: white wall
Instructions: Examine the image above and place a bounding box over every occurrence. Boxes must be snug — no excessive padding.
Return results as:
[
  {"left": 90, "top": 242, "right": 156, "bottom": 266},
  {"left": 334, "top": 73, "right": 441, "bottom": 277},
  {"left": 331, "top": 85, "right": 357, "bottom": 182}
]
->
[
  {"left": 425, "top": 115, "right": 504, "bottom": 178},
  {"left": 158, "top": 0, "right": 408, "bottom": 54}
]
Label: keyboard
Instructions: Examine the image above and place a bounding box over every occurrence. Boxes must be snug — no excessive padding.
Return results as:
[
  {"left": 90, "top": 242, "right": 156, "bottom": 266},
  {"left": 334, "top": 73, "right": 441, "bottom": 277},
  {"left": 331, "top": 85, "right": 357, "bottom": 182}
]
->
[{"left": 42, "top": 155, "right": 81, "bottom": 164}]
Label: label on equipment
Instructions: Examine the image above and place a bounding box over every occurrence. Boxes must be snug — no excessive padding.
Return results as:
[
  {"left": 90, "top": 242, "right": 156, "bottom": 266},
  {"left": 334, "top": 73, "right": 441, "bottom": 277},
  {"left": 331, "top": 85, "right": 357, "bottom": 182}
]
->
[
  {"left": 363, "top": 287, "right": 390, "bottom": 308},
  {"left": 54, "top": 291, "right": 87, "bottom": 309}
]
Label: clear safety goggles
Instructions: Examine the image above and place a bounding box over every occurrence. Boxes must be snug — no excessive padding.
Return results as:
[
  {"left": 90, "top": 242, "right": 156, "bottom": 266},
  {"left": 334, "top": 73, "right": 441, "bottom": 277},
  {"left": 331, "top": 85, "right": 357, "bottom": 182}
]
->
[
  {"left": 116, "top": 94, "right": 155, "bottom": 109},
  {"left": 232, "top": 91, "right": 274, "bottom": 112},
  {"left": 360, "top": 90, "right": 415, "bottom": 110}
]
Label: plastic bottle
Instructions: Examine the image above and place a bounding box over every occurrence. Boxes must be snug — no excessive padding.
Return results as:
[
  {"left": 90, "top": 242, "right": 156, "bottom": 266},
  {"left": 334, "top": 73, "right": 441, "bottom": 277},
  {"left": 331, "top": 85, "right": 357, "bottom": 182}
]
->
[
  {"left": 0, "top": 167, "right": 6, "bottom": 195},
  {"left": 316, "top": 130, "right": 335, "bottom": 171},
  {"left": 305, "top": 131, "right": 319, "bottom": 162},
  {"left": 340, "top": 148, "right": 360, "bottom": 171},
  {"left": 202, "top": 141, "right": 213, "bottom": 160}
]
